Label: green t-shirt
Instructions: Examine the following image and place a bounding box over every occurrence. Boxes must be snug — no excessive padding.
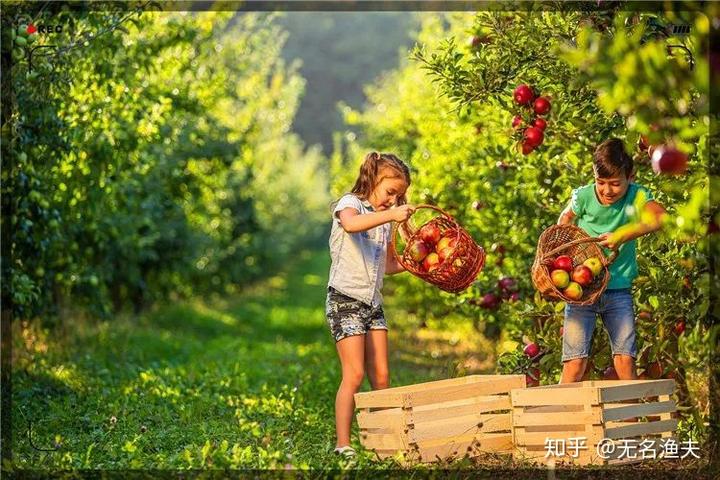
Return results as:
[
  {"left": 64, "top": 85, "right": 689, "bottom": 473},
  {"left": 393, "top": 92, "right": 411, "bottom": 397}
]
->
[{"left": 570, "top": 182, "right": 653, "bottom": 290}]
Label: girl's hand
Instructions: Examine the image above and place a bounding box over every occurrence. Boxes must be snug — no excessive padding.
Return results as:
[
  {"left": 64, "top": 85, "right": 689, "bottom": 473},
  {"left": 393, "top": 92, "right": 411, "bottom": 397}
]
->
[{"left": 391, "top": 204, "right": 415, "bottom": 223}]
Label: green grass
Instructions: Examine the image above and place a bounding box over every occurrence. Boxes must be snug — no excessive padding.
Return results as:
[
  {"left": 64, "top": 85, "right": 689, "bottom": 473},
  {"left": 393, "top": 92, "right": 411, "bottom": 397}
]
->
[{"left": 9, "top": 249, "right": 497, "bottom": 470}]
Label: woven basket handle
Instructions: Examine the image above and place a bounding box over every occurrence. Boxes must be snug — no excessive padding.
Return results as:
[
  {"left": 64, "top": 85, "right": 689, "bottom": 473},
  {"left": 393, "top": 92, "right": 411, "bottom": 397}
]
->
[
  {"left": 390, "top": 204, "right": 459, "bottom": 266},
  {"left": 542, "top": 237, "right": 618, "bottom": 267}
]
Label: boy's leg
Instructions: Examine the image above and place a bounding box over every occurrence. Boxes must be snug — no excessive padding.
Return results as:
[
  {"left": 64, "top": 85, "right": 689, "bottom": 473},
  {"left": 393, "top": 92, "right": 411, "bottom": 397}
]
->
[
  {"left": 335, "top": 335, "right": 366, "bottom": 448},
  {"left": 365, "top": 329, "right": 389, "bottom": 390},
  {"left": 601, "top": 289, "right": 637, "bottom": 380},
  {"left": 561, "top": 302, "right": 597, "bottom": 383}
]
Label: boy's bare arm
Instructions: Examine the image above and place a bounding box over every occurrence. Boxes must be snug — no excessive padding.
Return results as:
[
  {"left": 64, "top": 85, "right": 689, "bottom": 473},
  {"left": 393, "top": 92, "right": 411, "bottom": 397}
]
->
[
  {"left": 557, "top": 203, "right": 576, "bottom": 225},
  {"left": 599, "top": 200, "right": 667, "bottom": 248}
]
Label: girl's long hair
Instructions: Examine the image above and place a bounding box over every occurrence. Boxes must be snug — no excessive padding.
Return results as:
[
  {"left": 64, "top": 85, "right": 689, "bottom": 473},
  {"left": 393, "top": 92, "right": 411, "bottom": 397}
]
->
[{"left": 350, "top": 152, "right": 411, "bottom": 205}]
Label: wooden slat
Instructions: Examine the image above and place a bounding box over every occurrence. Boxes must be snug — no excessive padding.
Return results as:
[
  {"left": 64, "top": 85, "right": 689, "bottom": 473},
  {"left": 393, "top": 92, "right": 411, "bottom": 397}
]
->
[
  {"left": 354, "top": 391, "right": 410, "bottom": 409},
  {"left": 514, "top": 429, "right": 604, "bottom": 446},
  {"left": 415, "top": 433, "right": 513, "bottom": 462},
  {"left": 359, "top": 431, "right": 408, "bottom": 450},
  {"left": 410, "top": 413, "right": 511, "bottom": 442},
  {"left": 511, "top": 387, "right": 599, "bottom": 406},
  {"left": 602, "top": 400, "right": 675, "bottom": 422},
  {"left": 357, "top": 408, "right": 404, "bottom": 429},
  {"left": 513, "top": 410, "right": 601, "bottom": 427},
  {"left": 522, "top": 404, "right": 584, "bottom": 414},
  {"left": 410, "top": 395, "right": 511, "bottom": 423},
  {"left": 599, "top": 380, "right": 675, "bottom": 403},
  {"left": 604, "top": 419, "right": 678, "bottom": 440},
  {"left": 405, "top": 376, "right": 525, "bottom": 407}
]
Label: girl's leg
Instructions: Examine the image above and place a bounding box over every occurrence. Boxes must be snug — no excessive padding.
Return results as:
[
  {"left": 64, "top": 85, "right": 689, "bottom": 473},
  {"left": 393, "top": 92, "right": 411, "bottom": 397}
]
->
[
  {"left": 365, "top": 329, "right": 389, "bottom": 390},
  {"left": 335, "top": 335, "right": 365, "bottom": 448}
]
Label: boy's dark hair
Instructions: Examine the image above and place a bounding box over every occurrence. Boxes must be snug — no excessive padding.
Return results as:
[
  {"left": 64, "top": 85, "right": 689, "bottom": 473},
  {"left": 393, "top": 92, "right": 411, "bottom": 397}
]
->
[{"left": 593, "top": 138, "right": 633, "bottom": 178}]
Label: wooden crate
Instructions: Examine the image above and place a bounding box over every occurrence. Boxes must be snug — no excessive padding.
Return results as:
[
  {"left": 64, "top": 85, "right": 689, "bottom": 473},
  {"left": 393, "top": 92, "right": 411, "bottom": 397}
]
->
[
  {"left": 511, "top": 379, "right": 677, "bottom": 466},
  {"left": 354, "top": 374, "right": 526, "bottom": 463}
]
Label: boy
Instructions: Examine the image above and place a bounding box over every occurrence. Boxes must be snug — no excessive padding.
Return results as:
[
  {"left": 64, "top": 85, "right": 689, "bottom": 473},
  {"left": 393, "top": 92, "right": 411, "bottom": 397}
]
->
[{"left": 557, "top": 138, "right": 666, "bottom": 383}]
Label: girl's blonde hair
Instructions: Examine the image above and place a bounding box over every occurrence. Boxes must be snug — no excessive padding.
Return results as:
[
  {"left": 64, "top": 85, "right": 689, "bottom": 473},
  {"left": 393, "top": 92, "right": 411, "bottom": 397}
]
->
[{"left": 350, "top": 152, "right": 411, "bottom": 205}]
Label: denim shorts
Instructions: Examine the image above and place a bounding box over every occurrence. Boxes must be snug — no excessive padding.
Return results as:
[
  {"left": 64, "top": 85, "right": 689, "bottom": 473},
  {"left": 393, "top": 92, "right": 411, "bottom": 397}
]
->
[
  {"left": 562, "top": 288, "right": 636, "bottom": 361},
  {"left": 325, "top": 287, "right": 387, "bottom": 342}
]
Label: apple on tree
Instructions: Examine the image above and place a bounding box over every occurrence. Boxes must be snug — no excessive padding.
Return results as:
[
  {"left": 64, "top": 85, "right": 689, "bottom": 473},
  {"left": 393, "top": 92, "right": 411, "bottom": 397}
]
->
[
  {"left": 533, "top": 96, "right": 551, "bottom": 115},
  {"left": 533, "top": 118, "right": 547, "bottom": 130},
  {"left": 513, "top": 84, "right": 535, "bottom": 105},
  {"left": 523, "top": 342, "right": 540, "bottom": 358},
  {"left": 526, "top": 367, "right": 540, "bottom": 387},
  {"left": 651, "top": 145, "right": 688, "bottom": 175}
]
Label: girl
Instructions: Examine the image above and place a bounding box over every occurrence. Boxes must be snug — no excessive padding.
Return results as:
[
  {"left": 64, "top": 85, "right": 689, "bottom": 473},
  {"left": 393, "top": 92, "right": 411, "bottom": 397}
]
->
[{"left": 326, "top": 151, "right": 414, "bottom": 456}]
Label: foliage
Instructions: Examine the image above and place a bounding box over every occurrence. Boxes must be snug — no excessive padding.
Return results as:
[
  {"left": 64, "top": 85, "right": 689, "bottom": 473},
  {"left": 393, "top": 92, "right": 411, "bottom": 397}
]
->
[{"left": 2, "top": 6, "right": 329, "bottom": 320}]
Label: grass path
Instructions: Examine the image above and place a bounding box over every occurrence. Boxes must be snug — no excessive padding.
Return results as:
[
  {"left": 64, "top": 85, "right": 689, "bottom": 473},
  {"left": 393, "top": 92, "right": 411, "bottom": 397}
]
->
[{"left": 10, "top": 249, "right": 495, "bottom": 470}]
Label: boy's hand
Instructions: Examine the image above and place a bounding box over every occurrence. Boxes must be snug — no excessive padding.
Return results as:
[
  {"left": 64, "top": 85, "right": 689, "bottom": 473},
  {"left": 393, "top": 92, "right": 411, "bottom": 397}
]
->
[
  {"left": 391, "top": 204, "right": 415, "bottom": 223},
  {"left": 598, "top": 232, "right": 620, "bottom": 250}
]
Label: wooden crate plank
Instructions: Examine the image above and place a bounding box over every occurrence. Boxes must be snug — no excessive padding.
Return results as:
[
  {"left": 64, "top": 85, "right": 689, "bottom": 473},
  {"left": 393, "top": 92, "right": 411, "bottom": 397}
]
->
[
  {"left": 513, "top": 410, "right": 601, "bottom": 427},
  {"left": 411, "top": 395, "right": 511, "bottom": 421},
  {"left": 511, "top": 387, "right": 599, "bottom": 406},
  {"left": 416, "top": 433, "right": 513, "bottom": 462},
  {"left": 410, "top": 413, "right": 511, "bottom": 442},
  {"left": 359, "top": 431, "right": 409, "bottom": 450},
  {"left": 599, "top": 380, "right": 675, "bottom": 403},
  {"left": 604, "top": 419, "right": 678, "bottom": 440},
  {"left": 355, "top": 391, "right": 410, "bottom": 409},
  {"left": 602, "top": 400, "right": 675, "bottom": 422},
  {"left": 406, "top": 376, "right": 525, "bottom": 407},
  {"left": 357, "top": 408, "right": 405, "bottom": 429},
  {"left": 515, "top": 429, "right": 604, "bottom": 446}
]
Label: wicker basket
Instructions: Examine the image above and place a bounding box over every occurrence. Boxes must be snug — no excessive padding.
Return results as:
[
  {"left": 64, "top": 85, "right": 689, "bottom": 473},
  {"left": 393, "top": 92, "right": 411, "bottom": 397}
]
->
[
  {"left": 531, "top": 224, "right": 617, "bottom": 306},
  {"left": 391, "top": 204, "right": 484, "bottom": 293}
]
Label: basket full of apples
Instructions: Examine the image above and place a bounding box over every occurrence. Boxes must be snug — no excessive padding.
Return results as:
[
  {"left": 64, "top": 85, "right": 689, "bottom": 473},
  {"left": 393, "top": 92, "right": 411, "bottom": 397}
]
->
[
  {"left": 392, "top": 204, "right": 485, "bottom": 293},
  {"left": 531, "top": 224, "right": 617, "bottom": 305}
]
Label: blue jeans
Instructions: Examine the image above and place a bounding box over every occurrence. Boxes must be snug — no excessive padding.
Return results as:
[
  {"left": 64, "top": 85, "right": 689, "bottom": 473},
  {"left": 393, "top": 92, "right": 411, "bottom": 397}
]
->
[{"left": 562, "top": 288, "right": 636, "bottom": 361}]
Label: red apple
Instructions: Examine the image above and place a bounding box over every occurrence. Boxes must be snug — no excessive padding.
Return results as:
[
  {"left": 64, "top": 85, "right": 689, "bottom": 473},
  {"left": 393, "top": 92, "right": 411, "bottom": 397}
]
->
[
  {"left": 646, "top": 361, "right": 663, "bottom": 379},
  {"left": 512, "top": 115, "right": 523, "bottom": 129},
  {"left": 563, "top": 282, "right": 583, "bottom": 300},
  {"left": 523, "top": 127, "right": 544, "bottom": 147},
  {"left": 637, "top": 134, "right": 650, "bottom": 152},
  {"left": 638, "top": 311, "right": 652, "bottom": 321},
  {"left": 497, "top": 277, "right": 518, "bottom": 293},
  {"left": 419, "top": 223, "right": 441, "bottom": 245},
  {"left": 509, "top": 292, "right": 520, "bottom": 302},
  {"left": 523, "top": 342, "right": 540, "bottom": 358},
  {"left": 479, "top": 292, "right": 500, "bottom": 310},
  {"left": 520, "top": 141, "right": 535, "bottom": 155},
  {"left": 525, "top": 367, "right": 540, "bottom": 387},
  {"left": 533, "top": 118, "right": 547, "bottom": 130},
  {"left": 559, "top": 326, "right": 564, "bottom": 336},
  {"left": 422, "top": 252, "right": 440, "bottom": 272},
  {"left": 674, "top": 320, "right": 686, "bottom": 335},
  {"left": 550, "top": 269, "right": 570, "bottom": 289},
  {"left": 603, "top": 366, "right": 619, "bottom": 380},
  {"left": 551, "top": 255, "right": 573, "bottom": 273},
  {"left": 572, "top": 265, "right": 594, "bottom": 287},
  {"left": 513, "top": 84, "right": 535, "bottom": 105},
  {"left": 533, "top": 97, "right": 551, "bottom": 115},
  {"left": 582, "top": 257, "right": 603, "bottom": 276},
  {"left": 407, "top": 239, "right": 431, "bottom": 263},
  {"left": 436, "top": 234, "right": 458, "bottom": 253},
  {"left": 651, "top": 146, "right": 688, "bottom": 175}
]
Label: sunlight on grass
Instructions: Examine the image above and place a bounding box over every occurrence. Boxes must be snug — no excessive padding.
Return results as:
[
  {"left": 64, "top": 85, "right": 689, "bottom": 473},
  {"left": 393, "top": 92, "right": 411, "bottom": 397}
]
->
[
  {"left": 47, "top": 364, "right": 85, "bottom": 390},
  {"left": 193, "top": 302, "right": 238, "bottom": 326},
  {"left": 303, "top": 274, "right": 323, "bottom": 286}
]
